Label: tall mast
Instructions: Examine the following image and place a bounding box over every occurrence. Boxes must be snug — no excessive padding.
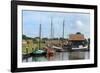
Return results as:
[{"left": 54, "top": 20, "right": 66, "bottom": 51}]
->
[
  {"left": 62, "top": 19, "right": 65, "bottom": 39},
  {"left": 51, "top": 18, "right": 53, "bottom": 39},
  {"left": 62, "top": 19, "right": 65, "bottom": 60},
  {"left": 50, "top": 18, "right": 53, "bottom": 46},
  {"left": 62, "top": 19, "right": 65, "bottom": 47},
  {"left": 39, "top": 22, "right": 41, "bottom": 49}
]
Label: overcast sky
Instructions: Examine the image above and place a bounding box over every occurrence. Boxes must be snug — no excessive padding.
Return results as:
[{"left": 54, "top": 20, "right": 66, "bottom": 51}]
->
[{"left": 22, "top": 10, "right": 90, "bottom": 38}]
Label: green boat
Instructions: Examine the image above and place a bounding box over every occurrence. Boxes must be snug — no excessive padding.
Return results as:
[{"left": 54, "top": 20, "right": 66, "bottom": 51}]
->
[{"left": 32, "top": 49, "right": 46, "bottom": 55}]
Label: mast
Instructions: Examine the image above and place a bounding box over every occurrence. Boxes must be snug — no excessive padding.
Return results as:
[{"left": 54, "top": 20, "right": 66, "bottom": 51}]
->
[
  {"left": 39, "top": 22, "right": 41, "bottom": 49},
  {"left": 62, "top": 19, "right": 65, "bottom": 47},
  {"left": 63, "top": 19, "right": 64, "bottom": 39},
  {"left": 51, "top": 18, "right": 53, "bottom": 39},
  {"left": 62, "top": 19, "right": 65, "bottom": 60},
  {"left": 50, "top": 18, "right": 53, "bottom": 46}
]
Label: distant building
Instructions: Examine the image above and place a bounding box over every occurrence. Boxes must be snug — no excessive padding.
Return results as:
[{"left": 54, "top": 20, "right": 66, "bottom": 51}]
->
[
  {"left": 22, "top": 40, "right": 27, "bottom": 45},
  {"left": 68, "top": 33, "right": 86, "bottom": 48},
  {"left": 22, "top": 39, "right": 33, "bottom": 45},
  {"left": 69, "top": 34, "right": 85, "bottom": 41}
]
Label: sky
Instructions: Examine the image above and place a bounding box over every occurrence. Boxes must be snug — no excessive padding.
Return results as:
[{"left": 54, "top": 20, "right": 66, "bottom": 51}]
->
[{"left": 22, "top": 10, "right": 90, "bottom": 38}]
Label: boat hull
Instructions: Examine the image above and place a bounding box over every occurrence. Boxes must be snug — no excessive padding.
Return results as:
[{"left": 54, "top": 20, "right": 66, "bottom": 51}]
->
[
  {"left": 30, "top": 52, "right": 46, "bottom": 56},
  {"left": 71, "top": 48, "right": 89, "bottom": 52},
  {"left": 30, "top": 49, "right": 47, "bottom": 56}
]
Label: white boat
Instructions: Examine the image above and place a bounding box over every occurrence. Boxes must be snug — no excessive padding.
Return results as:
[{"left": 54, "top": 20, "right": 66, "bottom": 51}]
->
[
  {"left": 52, "top": 45, "right": 64, "bottom": 52},
  {"left": 52, "top": 45, "right": 63, "bottom": 49},
  {"left": 72, "top": 45, "right": 88, "bottom": 51}
]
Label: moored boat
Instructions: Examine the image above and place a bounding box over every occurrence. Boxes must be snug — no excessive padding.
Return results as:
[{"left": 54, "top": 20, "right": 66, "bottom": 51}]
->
[
  {"left": 52, "top": 45, "right": 64, "bottom": 52},
  {"left": 31, "top": 49, "right": 46, "bottom": 55},
  {"left": 71, "top": 45, "right": 89, "bottom": 51},
  {"left": 44, "top": 47, "right": 55, "bottom": 56}
]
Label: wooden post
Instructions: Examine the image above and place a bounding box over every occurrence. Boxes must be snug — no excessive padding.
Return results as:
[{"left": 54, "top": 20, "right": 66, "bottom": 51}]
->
[
  {"left": 25, "top": 48, "right": 28, "bottom": 62},
  {"left": 32, "top": 48, "right": 34, "bottom": 52},
  {"left": 26, "top": 48, "right": 28, "bottom": 54}
]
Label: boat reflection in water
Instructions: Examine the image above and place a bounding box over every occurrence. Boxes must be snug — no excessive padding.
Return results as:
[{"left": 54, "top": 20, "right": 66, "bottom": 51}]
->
[{"left": 22, "top": 51, "right": 90, "bottom": 62}]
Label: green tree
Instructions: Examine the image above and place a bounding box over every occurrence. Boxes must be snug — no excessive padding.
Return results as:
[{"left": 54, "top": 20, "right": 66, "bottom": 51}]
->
[
  {"left": 22, "top": 34, "right": 27, "bottom": 39},
  {"left": 76, "top": 32, "right": 81, "bottom": 34},
  {"left": 22, "top": 34, "right": 33, "bottom": 39}
]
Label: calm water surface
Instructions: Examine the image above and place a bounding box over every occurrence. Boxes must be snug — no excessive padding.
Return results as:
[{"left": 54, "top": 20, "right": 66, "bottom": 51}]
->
[{"left": 22, "top": 51, "right": 90, "bottom": 62}]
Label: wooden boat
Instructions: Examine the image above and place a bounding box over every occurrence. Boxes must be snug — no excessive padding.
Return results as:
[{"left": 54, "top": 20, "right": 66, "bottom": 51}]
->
[{"left": 44, "top": 47, "right": 55, "bottom": 56}]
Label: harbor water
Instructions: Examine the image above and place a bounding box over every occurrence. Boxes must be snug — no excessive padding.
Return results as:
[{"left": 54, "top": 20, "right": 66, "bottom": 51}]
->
[{"left": 22, "top": 51, "right": 90, "bottom": 62}]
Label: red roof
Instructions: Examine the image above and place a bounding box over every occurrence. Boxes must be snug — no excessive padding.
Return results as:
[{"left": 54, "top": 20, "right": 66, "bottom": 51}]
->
[{"left": 69, "top": 34, "right": 85, "bottom": 41}]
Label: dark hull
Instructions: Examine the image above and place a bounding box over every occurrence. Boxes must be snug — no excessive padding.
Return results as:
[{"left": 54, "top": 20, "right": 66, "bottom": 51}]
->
[
  {"left": 30, "top": 52, "right": 47, "bottom": 56},
  {"left": 70, "top": 48, "right": 90, "bottom": 52}
]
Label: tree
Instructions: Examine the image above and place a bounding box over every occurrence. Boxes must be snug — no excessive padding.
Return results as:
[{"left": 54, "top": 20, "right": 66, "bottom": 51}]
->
[
  {"left": 32, "top": 38, "right": 38, "bottom": 43},
  {"left": 88, "top": 38, "right": 90, "bottom": 48},
  {"left": 22, "top": 34, "right": 32, "bottom": 39},
  {"left": 88, "top": 38, "right": 90, "bottom": 44},
  {"left": 22, "top": 34, "right": 27, "bottom": 39},
  {"left": 59, "top": 37, "right": 64, "bottom": 40},
  {"left": 76, "top": 32, "right": 81, "bottom": 34},
  {"left": 53, "top": 38, "right": 59, "bottom": 40},
  {"left": 84, "top": 39, "right": 88, "bottom": 46},
  {"left": 42, "top": 38, "right": 48, "bottom": 41}
]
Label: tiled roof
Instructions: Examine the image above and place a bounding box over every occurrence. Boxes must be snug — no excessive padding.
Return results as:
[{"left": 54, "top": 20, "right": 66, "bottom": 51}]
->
[{"left": 69, "top": 34, "right": 85, "bottom": 41}]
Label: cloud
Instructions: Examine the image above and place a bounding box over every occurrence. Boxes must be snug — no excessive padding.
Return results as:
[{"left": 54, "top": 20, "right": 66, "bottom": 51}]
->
[{"left": 76, "top": 20, "right": 84, "bottom": 29}]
